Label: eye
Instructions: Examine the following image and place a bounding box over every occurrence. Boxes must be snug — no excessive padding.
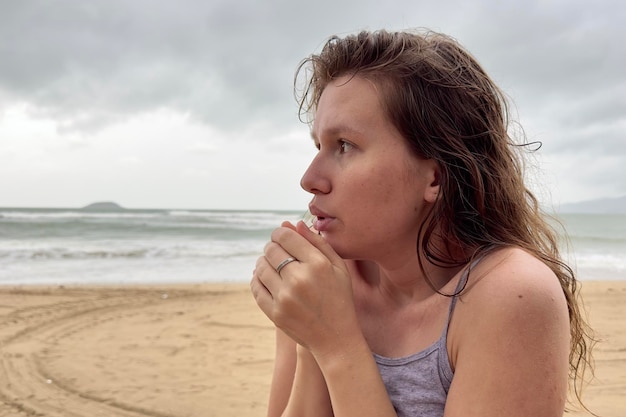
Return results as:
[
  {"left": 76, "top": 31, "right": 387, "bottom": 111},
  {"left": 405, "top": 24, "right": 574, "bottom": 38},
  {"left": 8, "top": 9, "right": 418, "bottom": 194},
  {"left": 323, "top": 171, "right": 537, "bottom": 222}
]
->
[{"left": 339, "top": 140, "right": 354, "bottom": 153}]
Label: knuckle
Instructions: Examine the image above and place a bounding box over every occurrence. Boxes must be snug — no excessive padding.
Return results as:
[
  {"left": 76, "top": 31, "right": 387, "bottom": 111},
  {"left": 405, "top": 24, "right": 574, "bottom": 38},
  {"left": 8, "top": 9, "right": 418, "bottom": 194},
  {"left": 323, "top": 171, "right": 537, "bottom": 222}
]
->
[
  {"left": 275, "top": 285, "right": 300, "bottom": 311},
  {"left": 264, "top": 242, "right": 283, "bottom": 259},
  {"left": 270, "top": 227, "right": 284, "bottom": 242},
  {"left": 274, "top": 286, "right": 291, "bottom": 306},
  {"left": 271, "top": 226, "right": 294, "bottom": 244},
  {"left": 263, "top": 241, "right": 274, "bottom": 254},
  {"left": 309, "top": 253, "right": 331, "bottom": 272},
  {"left": 254, "top": 258, "right": 267, "bottom": 275},
  {"left": 289, "top": 273, "right": 309, "bottom": 293}
]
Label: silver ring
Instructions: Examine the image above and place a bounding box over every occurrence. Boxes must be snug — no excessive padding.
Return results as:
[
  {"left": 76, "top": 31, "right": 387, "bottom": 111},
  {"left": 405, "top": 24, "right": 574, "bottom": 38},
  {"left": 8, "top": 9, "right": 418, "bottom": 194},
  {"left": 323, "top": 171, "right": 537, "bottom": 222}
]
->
[{"left": 276, "top": 257, "right": 297, "bottom": 274}]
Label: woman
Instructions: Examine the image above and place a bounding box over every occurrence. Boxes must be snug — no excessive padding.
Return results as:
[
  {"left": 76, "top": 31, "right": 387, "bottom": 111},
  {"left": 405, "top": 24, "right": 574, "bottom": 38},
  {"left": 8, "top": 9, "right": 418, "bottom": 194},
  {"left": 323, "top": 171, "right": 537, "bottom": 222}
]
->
[{"left": 250, "top": 29, "right": 592, "bottom": 417}]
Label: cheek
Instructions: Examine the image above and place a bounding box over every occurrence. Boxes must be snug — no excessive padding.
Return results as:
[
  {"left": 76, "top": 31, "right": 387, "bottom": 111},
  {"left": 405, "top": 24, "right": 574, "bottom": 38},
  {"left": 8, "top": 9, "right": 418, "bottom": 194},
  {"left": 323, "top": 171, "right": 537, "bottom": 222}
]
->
[
  {"left": 379, "top": 161, "right": 421, "bottom": 201},
  {"left": 352, "top": 168, "right": 416, "bottom": 217},
  {"left": 339, "top": 152, "right": 424, "bottom": 214}
]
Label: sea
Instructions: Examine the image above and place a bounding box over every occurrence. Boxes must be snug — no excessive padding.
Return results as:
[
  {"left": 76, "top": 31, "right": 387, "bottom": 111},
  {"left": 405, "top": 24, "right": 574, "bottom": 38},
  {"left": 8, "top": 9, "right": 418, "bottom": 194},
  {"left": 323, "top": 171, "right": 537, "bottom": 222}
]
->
[{"left": 0, "top": 207, "right": 624, "bottom": 286}]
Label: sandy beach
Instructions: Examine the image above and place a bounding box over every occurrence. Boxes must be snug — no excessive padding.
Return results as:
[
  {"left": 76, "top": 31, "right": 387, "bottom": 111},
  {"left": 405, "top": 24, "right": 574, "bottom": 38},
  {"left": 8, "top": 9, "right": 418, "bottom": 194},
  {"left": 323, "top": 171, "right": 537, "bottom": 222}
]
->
[{"left": 0, "top": 281, "right": 623, "bottom": 417}]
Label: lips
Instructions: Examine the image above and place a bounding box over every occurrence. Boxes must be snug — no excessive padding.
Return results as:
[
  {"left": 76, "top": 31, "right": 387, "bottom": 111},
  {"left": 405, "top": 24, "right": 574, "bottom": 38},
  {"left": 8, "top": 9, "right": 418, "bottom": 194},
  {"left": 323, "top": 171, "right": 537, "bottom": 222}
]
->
[
  {"left": 308, "top": 204, "right": 334, "bottom": 232},
  {"left": 308, "top": 204, "right": 330, "bottom": 219}
]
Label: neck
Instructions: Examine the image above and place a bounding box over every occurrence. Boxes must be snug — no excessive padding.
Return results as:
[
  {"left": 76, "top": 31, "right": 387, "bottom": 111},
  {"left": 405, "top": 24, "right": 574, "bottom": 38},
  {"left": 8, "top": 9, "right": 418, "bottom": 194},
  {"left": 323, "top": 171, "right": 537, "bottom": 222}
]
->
[{"left": 350, "top": 258, "right": 465, "bottom": 306}]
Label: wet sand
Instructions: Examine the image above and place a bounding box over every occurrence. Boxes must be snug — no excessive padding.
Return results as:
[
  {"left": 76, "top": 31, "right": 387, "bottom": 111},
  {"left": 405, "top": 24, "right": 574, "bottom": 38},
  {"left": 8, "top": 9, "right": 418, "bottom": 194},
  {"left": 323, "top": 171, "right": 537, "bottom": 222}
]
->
[{"left": 0, "top": 281, "right": 623, "bottom": 417}]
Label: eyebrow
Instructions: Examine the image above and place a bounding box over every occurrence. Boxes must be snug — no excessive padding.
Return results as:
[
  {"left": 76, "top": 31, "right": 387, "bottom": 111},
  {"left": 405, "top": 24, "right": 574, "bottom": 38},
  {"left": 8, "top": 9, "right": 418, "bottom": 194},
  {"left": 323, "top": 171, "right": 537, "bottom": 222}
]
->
[{"left": 310, "top": 124, "right": 366, "bottom": 142}]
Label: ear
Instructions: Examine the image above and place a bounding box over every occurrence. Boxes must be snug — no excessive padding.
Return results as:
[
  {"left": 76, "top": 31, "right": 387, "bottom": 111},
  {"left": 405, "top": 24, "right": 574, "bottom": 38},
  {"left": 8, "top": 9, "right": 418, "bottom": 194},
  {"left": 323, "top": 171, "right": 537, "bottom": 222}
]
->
[{"left": 423, "top": 160, "right": 441, "bottom": 203}]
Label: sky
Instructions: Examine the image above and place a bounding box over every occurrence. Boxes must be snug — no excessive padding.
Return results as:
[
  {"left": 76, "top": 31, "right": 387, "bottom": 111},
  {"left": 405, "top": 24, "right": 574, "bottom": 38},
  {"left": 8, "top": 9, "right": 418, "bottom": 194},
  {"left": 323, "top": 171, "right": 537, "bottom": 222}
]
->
[{"left": 0, "top": 0, "right": 624, "bottom": 211}]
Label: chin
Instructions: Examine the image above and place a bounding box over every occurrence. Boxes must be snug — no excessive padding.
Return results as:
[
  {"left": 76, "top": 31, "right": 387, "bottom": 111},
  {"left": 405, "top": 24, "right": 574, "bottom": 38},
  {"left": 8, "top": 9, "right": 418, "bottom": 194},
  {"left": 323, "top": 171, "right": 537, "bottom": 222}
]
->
[{"left": 324, "top": 238, "right": 361, "bottom": 260}]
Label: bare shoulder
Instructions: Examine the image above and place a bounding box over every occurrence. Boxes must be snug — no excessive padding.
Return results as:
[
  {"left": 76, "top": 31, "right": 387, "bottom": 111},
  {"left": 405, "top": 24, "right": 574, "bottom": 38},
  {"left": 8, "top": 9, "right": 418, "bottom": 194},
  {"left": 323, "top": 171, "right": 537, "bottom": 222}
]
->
[
  {"left": 458, "top": 246, "right": 566, "bottom": 312},
  {"left": 448, "top": 246, "right": 571, "bottom": 367},
  {"left": 445, "top": 247, "right": 571, "bottom": 416},
  {"left": 455, "top": 246, "right": 570, "bottom": 336}
]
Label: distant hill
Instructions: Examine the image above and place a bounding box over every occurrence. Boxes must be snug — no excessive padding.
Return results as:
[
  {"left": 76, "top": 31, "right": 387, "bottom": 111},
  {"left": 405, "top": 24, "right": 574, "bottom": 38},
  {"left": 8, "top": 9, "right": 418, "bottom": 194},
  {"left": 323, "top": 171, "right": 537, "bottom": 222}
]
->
[
  {"left": 80, "top": 201, "right": 125, "bottom": 211},
  {"left": 559, "top": 195, "right": 626, "bottom": 214}
]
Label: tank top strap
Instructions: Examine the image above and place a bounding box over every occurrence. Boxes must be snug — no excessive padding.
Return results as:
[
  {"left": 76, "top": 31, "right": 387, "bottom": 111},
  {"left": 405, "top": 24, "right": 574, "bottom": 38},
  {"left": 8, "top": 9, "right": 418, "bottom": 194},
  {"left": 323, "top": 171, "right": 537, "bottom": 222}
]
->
[{"left": 443, "top": 248, "right": 494, "bottom": 332}]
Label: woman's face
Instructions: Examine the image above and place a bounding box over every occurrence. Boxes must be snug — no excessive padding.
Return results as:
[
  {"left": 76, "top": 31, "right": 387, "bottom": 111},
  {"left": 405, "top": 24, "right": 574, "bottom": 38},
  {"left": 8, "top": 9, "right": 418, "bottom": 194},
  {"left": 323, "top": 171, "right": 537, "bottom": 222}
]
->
[{"left": 300, "top": 75, "right": 439, "bottom": 266}]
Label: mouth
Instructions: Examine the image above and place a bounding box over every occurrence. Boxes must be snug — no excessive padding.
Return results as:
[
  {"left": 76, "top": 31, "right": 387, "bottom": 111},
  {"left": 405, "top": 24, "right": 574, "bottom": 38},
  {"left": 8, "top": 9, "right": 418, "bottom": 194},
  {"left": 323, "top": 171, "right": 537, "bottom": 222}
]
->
[
  {"left": 308, "top": 205, "right": 334, "bottom": 232},
  {"left": 308, "top": 203, "right": 329, "bottom": 219}
]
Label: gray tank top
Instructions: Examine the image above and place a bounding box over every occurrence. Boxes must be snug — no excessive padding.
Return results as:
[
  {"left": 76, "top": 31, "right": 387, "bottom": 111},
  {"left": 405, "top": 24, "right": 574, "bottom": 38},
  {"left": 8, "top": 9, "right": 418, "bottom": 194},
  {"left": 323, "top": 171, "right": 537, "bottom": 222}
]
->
[{"left": 373, "top": 268, "right": 471, "bottom": 417}]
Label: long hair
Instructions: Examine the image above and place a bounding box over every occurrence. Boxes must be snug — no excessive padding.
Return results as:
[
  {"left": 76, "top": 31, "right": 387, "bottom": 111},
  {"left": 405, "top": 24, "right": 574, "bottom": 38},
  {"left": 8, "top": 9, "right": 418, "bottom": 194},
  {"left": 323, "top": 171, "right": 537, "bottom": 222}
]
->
[{"left": 295, "top": 29, "right": 594, "bottom": 409}]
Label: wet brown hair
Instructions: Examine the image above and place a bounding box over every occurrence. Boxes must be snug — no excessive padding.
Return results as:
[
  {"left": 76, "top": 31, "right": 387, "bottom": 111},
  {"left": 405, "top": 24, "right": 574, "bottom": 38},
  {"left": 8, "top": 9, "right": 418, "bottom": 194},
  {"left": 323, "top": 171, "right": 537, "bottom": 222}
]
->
[{"left": 295, "top": 29, "right": 594, "bottom": 410}]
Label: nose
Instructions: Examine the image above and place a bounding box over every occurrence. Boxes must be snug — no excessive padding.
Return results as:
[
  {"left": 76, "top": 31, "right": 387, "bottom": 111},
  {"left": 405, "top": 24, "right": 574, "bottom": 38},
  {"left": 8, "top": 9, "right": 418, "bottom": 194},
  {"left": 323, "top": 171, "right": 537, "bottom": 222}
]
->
[{"left": 300, "top": 154, "right": 331, "bottom": 195}]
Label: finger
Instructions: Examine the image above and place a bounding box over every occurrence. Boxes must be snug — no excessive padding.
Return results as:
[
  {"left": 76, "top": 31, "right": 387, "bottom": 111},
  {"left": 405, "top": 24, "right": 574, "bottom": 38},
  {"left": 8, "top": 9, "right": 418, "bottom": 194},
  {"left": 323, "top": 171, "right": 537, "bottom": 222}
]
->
[
  {"left": 255, "top": 255, "right": 282, "bottom": 294},
  {"left": 269, "top": 223, "right": 345, "bottom": 271},
  {"left": 294, "top": 221, "right": 345, "bottom": 266},
  {"left": 269, "top": 226, "right": 318, "bottom": 264},
  {"left": 264, "top": 240, "right": 299, "bottom": 273},
  {"left": 281, "top": 221, "right": 297, "bottom": 230},
  {"left": 250, "top": 272, "right": 275, "bottom": 320}
]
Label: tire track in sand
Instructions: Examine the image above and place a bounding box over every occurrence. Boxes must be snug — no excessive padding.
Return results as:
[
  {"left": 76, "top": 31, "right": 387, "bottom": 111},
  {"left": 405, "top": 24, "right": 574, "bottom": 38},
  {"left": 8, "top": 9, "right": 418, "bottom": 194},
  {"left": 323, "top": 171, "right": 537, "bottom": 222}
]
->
[{"left": 0, "top": 287, "right": 199, "bottom": 417}]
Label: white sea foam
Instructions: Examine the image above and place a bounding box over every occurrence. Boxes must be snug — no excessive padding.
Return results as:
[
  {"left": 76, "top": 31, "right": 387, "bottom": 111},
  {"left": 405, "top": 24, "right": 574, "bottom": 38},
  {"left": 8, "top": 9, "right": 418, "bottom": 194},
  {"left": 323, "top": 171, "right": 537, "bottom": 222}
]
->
[{"left": 0, "top": 208, "right": 623, "bottom": 285}]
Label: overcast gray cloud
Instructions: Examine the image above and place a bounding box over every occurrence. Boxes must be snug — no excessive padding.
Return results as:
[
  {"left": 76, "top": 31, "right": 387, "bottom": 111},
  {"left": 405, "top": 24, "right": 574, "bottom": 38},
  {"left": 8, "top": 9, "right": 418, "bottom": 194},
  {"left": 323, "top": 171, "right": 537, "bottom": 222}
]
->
[
  {"left": 0, "top": 0, "right": 624, "bottom": 209},
  {"left": 0, "top": 0, "right": 364, "bottom": 132}
]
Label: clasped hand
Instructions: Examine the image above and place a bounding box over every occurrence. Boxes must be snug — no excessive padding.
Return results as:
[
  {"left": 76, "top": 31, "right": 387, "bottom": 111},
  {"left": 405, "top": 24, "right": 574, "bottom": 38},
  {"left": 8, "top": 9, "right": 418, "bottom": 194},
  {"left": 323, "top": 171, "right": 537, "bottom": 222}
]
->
[{"left": 251, "top": 221, "right": 358, "bottom": 359}]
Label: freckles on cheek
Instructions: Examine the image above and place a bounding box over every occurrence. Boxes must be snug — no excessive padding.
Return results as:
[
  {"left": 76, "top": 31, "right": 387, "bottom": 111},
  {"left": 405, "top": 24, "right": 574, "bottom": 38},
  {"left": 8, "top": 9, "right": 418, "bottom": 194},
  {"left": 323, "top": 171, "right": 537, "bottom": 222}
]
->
[{"left": 360, "top": 180, "right": 397, "bottom": 214}]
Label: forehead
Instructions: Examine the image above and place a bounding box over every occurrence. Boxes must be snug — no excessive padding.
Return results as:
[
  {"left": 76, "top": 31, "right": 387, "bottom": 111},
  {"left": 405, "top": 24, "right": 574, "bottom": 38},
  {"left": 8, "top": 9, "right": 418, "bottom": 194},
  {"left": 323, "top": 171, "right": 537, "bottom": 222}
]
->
[{"left": 311, "top": 75, "right": 386, "bottom": 140}]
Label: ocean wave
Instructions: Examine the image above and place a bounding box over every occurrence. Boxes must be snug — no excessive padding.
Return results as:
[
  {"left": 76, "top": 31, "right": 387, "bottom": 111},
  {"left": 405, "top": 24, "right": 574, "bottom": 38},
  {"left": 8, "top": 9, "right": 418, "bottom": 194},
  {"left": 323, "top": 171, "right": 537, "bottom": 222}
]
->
[
  {"left": 166, "top": 210, "right": 302, "bottom": 228},
  {"left": 578, "top": 254, "right": 626, "bottom": 269},
  {"left": 0, "top": 209, "right": 301, "bottom": 234},
  {"left": 0, "top": 243, "right": 263, "bottom": 261},
  {"left": 565, "top": 250, "right": 626, "bottom": 271},
  {"left": 0, "top": 210, "right": 167, "bottom": 220}
]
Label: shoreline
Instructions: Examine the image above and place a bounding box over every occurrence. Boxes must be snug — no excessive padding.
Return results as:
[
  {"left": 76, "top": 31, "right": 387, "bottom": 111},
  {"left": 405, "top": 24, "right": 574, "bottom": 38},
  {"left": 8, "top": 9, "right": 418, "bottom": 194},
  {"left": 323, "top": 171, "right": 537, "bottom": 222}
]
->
[{"left": 0, "top": 281, "right": 623, "bottom": 416}]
